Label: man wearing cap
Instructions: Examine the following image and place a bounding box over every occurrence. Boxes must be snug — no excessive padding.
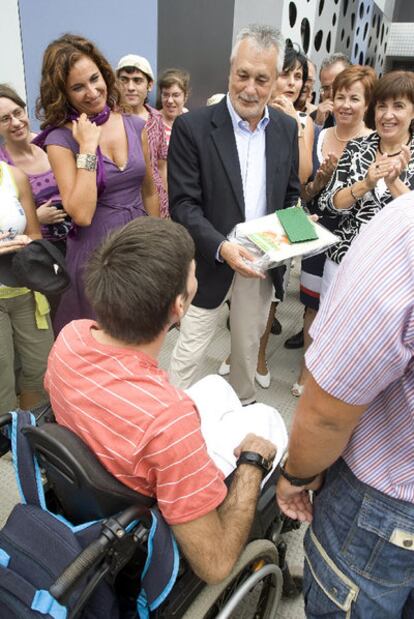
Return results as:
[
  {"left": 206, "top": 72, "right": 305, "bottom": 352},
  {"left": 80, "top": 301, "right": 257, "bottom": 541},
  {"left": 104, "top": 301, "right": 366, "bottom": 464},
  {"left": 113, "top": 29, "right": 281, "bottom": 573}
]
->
[
  {"left": 168, "top": 24, "right": 300, "bottom": 404},
  {"left": 116, "top": 55, "right": 169, "bottom": 218}
]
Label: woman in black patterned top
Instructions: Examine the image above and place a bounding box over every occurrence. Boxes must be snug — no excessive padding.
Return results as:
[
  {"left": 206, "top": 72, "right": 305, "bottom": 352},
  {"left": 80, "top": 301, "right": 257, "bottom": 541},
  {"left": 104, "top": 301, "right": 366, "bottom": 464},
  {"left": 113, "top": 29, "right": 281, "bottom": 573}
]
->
[{"left": 319, "top": 71, "right": 414, "bottom": 296}]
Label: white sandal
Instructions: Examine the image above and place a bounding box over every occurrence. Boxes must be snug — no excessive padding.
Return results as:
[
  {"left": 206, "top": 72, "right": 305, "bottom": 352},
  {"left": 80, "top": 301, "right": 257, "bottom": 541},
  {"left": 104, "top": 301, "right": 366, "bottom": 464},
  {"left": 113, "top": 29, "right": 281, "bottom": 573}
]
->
[
  {"left": 291, "top": 382, "right": 304, "bottom": 397},
  {"left": 218, "top": 360, "right": 230, "bottom": 376},
  {"left": 255, "top": 370, "right": 271, "bottom": 389}
]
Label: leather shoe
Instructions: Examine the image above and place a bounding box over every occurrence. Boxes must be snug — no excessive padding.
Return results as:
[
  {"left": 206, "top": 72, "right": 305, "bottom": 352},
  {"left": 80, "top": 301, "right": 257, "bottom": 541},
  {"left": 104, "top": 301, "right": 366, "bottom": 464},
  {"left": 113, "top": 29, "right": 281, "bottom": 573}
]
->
[
  {"left": 284, "top": 329, "right": 304, "bottom": 349},
  {"left": 270, "top": 317, "right": 282, "bottom": 335}
]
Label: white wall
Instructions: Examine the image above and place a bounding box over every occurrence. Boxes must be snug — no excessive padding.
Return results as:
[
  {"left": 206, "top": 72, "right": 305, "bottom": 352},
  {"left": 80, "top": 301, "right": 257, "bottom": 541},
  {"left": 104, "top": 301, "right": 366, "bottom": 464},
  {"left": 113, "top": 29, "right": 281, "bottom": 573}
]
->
[
  {"left": 0, "top": 0, "right": 26, "bottom": 101},
  {"left": 233, "top": 0, "right": 284, "bottom": 44},
  {"left": 387, "top": 22, "right": 414, "bottom": 56}
]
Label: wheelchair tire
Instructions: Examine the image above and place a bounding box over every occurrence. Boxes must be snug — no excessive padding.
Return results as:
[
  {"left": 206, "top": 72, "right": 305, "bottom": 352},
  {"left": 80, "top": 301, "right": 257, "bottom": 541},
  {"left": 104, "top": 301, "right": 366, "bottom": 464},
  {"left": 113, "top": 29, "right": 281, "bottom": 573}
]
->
[{"left": 181, "top": 539, "right": 282, "bottom": 619}]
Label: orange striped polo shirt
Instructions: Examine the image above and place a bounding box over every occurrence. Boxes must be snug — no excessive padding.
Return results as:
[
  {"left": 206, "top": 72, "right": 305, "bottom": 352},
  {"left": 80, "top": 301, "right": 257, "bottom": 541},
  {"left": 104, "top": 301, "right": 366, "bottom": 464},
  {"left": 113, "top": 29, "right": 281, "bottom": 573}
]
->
[{"left": 44, "top": 320, "right": 227, "bottom": 524}]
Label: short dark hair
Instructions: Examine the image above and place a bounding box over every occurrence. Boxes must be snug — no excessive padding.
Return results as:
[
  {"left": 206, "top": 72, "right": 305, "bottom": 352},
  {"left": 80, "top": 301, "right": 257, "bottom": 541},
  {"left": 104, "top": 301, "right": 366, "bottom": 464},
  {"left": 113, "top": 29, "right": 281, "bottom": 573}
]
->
[
  {"left": 117, "top": 67, "right": 151, "bottom": 106},
  {"left": 156, "top": 68, "right": 190, "bottom": 109},
  {"left": 366, "top": 70, "right": 414, "bottom": 130},
  {"left": 0, "top": 84, "right": 26, "bottom": 109},
  {"left": 85, "top": 218, "right": 195, "bottom": 344},
  {"left": 117, "top": 65, "right": 152, "bottom": 84},
  {"left": 283, "top": 41, "right": 309, "bottom": 96}
]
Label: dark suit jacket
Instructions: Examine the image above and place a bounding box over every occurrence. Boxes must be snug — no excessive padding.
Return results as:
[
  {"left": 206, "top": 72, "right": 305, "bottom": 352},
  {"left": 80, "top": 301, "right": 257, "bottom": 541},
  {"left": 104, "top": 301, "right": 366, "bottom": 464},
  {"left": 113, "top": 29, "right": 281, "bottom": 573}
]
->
[{"left": 168, "top": 98, "right": 300, "bottom": 309}]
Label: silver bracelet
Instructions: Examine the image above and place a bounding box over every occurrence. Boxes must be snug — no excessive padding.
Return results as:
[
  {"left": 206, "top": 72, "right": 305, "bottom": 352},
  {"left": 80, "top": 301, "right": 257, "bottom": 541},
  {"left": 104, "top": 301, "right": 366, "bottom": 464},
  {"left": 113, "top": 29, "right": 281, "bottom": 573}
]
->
[{"left": 76, "top": 153, "right": 97, "bottom": 172}]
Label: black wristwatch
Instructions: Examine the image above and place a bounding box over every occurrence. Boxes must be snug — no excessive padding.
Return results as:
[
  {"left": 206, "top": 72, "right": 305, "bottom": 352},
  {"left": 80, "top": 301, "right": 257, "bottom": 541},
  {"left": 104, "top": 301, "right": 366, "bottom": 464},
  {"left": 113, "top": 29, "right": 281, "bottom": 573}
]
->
[
  {"left": 236, "top": 451, "right": 273, "bottom": 478},
  {"left": 278, "top": 456, "right": 317, "bottom": 487}
]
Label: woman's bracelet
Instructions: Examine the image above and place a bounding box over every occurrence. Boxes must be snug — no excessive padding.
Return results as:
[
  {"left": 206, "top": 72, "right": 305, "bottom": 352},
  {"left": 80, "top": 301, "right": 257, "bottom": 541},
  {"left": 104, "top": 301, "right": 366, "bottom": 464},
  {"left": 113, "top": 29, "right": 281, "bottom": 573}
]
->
[
  {"left": 350, "top": 185, "right": 359, "bottom": 202},
  {"left": 76, "top": 153, "right": 97, "bottom": 172}
]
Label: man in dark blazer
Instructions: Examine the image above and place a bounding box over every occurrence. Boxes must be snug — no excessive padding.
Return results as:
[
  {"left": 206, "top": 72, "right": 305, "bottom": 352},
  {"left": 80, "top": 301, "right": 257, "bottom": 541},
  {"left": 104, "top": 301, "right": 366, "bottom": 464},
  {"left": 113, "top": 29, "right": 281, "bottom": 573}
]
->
[{"left": 168, "top": 24, "right": 300, "bottom": 404}]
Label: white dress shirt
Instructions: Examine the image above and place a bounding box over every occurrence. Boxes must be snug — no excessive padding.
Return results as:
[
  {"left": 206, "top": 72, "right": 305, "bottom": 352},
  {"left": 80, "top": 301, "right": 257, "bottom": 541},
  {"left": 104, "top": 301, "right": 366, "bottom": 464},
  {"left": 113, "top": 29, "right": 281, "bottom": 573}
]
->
[{"left": 226, "top": 93, "right": 269, "bottom": 221}]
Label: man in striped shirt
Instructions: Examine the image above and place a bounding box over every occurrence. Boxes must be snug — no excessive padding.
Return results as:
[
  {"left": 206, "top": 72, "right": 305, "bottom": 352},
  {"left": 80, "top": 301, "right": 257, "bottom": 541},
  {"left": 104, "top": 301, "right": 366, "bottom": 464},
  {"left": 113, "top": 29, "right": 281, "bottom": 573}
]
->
[
  {"left": 45, "top": 217, "right": 276, "bottom": 585},
  {"left": 276, "top": 192, "right": 414, "bottom": 617}
]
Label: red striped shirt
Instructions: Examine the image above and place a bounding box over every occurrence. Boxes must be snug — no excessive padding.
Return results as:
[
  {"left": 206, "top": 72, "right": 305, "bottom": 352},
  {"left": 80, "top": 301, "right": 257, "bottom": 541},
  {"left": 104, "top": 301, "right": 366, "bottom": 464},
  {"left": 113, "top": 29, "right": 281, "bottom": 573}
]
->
[
  {"left": 44, "top": 320, "right": 227, "bottom": 524},
  {"left": 144, "top": 105, "right": 169, "bottom": 219}
]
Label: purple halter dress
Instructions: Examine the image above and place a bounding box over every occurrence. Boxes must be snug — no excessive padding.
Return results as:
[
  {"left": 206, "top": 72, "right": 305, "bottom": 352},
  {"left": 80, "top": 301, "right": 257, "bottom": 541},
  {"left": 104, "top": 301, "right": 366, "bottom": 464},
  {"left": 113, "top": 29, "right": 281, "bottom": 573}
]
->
[{"left": 44, "top": 114, "right": 146, "bottom": 334}]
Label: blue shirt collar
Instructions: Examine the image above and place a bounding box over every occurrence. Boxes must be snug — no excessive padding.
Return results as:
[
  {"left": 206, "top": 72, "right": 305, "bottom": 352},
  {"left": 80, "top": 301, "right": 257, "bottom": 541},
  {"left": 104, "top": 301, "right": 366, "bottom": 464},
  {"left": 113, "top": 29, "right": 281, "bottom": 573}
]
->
[{"left": 226, "top": 93, "right": 269, "bottom": 134}]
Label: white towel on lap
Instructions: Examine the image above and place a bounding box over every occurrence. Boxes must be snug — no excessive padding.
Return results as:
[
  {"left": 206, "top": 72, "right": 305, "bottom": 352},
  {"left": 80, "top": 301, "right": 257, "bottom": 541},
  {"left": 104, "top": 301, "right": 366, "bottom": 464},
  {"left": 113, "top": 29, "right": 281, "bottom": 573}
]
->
[{"left": 185, "top": 375, "right": 288, "bottom": 480}]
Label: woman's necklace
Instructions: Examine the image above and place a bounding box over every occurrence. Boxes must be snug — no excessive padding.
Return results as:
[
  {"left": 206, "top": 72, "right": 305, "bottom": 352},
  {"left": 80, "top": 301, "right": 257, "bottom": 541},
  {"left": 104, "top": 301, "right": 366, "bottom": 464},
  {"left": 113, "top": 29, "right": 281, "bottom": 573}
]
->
[
  {"left": 378, "top": 135, "right": 411, "bottom": 157},
  {"left": 334, "top": 123, "right": 364, "bottom": 143}
]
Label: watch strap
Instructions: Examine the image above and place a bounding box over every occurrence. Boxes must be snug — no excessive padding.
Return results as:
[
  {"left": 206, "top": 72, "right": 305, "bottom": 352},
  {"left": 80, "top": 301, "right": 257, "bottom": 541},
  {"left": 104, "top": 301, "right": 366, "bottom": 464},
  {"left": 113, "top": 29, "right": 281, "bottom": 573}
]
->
[
  {"left": 236, "top": 451, "right": 272, "bottom": 478},
  {"left": 278, "top": 463, "right": 317, "bottom": 487}
]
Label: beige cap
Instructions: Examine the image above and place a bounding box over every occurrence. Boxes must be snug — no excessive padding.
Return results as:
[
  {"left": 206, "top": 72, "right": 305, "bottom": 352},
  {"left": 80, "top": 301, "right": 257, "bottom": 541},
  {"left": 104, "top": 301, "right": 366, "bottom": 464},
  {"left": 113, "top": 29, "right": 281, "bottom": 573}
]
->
[
  {"left": 206, "top": 93, "right": 226, "bottom": 106},
  {"left": 116, "top": 54, "right": 154, "bottom": 81}
]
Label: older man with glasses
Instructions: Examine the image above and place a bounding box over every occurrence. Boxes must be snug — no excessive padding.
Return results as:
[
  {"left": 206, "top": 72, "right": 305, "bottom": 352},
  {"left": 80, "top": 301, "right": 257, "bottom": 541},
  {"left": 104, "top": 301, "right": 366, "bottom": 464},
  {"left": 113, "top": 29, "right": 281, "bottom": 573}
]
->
[{"left": 312, "top": 53, "right": 351, "bottom": 128}]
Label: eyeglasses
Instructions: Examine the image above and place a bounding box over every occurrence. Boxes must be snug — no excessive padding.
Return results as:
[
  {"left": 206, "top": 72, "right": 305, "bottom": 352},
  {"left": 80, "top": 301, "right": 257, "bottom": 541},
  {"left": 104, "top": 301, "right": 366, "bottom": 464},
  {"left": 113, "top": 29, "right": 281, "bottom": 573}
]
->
[
  {"left": 161, "top": 91, "right": 184, "bottom": 101},
  {"left": 0, "top": 108, "right": 25, "bottom": 127},
  {"left": 319, "top": 85, "right": 333, "bottom": 97}
]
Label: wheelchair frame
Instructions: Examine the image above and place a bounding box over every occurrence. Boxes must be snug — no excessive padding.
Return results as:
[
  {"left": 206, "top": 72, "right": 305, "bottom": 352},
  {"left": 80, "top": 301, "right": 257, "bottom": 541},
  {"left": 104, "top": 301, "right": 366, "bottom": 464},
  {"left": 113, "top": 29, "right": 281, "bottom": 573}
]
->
[{"left": 0, "top": 406, "right": 300, "bottom": 618}]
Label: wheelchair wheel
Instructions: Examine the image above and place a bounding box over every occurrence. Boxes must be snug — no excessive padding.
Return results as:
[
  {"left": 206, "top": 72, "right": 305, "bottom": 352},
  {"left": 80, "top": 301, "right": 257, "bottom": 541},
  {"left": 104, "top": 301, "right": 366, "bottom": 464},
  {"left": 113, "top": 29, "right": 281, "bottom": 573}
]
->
[{"left": 181, "top": 539, "right": 282, "bottom": 619}]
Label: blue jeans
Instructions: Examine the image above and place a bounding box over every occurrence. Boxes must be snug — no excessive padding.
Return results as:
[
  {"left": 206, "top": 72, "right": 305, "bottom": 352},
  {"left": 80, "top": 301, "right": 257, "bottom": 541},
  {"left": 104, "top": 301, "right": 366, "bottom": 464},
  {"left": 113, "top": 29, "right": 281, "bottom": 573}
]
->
[{"left": 303, "top": 459, "right": 414, "bottom": 618}]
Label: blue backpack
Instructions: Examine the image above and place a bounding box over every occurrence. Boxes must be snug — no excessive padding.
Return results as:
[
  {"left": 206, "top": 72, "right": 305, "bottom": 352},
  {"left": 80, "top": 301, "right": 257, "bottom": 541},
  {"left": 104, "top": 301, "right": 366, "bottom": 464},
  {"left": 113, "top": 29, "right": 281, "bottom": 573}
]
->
[{"left": 0, "top": 412, "right": 179, "bottom": 619}]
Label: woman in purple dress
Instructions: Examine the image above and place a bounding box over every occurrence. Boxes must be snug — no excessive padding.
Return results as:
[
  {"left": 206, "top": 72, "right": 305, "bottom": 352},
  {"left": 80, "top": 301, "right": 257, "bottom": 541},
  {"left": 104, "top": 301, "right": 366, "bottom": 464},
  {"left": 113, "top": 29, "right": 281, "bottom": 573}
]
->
[{"left": 35, "top": 34, "right": 159, "bottom": 333}]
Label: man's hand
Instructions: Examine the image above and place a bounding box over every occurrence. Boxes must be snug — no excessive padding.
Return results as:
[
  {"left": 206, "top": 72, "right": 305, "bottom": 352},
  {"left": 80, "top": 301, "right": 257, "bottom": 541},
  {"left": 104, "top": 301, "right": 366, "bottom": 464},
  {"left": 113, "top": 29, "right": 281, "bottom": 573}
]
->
[
  {"left": 315, "top": 99, "right": 333, "bottom": 126},
  {"left": 220, "top": 241, "right": 265, "bottom": 279},
  {"left": 276, "top": 474, "right": 323, "bottom": 523},
  {"left": 234, "top": 433, "right": 277, "bottom": 462},
  {"left": 172, "top": 433, "right": 276, "bottom": 584}
]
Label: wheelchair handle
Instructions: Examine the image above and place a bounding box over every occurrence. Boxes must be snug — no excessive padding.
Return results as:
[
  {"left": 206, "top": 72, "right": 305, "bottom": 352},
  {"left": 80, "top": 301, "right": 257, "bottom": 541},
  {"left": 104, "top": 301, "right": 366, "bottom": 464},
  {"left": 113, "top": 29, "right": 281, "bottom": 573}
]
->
[
  {"left": 49, "top": 536, "right": 109, "bottom": 603},
  {"left": 49, "top": 505, "right": 146, "bottom": 604}
]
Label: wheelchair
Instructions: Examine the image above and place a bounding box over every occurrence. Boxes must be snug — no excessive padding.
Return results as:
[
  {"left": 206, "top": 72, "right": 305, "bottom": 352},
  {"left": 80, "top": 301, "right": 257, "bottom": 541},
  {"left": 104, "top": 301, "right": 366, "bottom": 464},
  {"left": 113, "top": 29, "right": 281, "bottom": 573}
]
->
[{"left": 0, "top": 404, "right": 301, "bottom": 618}]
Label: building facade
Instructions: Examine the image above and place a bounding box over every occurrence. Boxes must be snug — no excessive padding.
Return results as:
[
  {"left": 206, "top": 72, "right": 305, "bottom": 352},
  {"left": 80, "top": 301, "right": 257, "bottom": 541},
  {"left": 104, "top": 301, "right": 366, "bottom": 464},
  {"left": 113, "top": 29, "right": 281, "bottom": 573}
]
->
[{"left": 0, "top": 0, "right": 412, "bottom": 128}]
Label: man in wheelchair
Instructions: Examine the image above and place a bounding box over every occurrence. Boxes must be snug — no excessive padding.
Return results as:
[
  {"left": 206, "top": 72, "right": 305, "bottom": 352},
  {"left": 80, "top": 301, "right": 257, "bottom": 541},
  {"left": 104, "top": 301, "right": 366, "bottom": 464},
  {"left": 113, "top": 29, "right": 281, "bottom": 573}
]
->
[{"left": 44, "top": 217, "right": 278, "bottom": 588}]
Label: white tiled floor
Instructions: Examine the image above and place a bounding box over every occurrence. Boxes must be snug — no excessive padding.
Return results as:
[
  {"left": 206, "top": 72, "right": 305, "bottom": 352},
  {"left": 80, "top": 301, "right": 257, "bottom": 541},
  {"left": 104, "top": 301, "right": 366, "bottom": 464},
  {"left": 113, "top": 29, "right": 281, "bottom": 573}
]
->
[{"left": 0, "top": 265, "right": 306, "bottom": 618}]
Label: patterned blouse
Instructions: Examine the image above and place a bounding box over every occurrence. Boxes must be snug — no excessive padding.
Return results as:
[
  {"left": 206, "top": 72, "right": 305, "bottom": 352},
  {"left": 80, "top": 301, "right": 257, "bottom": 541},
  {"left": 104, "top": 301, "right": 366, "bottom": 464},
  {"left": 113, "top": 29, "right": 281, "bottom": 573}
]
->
[
  {"left": 144, "top": 105, "right": 169, "bottom": 218},
  {"left": 319, "top": 131, "right": 414, "bottom": 264}
]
